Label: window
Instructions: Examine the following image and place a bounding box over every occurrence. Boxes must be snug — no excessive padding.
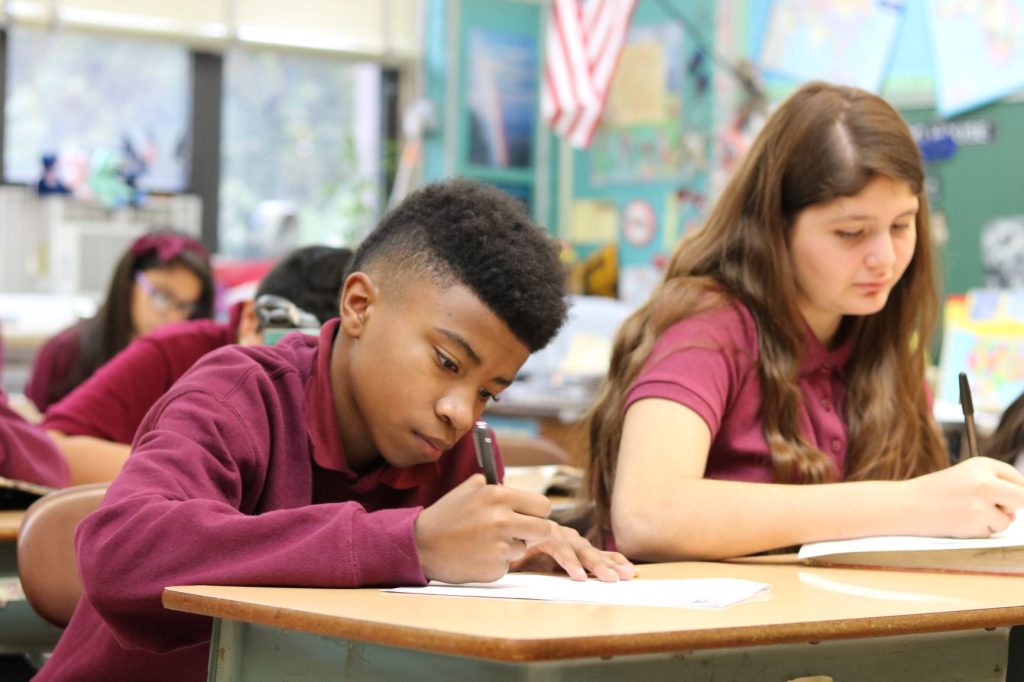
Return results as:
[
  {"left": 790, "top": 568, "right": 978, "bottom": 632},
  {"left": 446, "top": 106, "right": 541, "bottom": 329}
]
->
[
  {"left": 219, "top": 46, "right": 382, "bottom": 257},
  {"left": 4, "top": 26, "right": 189, "bottom": 192}
]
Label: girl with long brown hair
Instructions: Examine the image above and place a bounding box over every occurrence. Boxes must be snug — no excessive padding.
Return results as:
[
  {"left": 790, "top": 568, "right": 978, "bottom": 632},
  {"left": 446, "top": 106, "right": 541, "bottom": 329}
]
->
[{"left": 585, "top": 81, "right": 1024, "bottom": 560}]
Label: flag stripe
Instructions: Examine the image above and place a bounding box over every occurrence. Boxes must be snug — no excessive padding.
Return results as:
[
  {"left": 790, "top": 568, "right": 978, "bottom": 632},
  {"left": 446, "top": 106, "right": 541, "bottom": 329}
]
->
[{"left": 543, "top": 0, "right": 637, "bottom": 149}]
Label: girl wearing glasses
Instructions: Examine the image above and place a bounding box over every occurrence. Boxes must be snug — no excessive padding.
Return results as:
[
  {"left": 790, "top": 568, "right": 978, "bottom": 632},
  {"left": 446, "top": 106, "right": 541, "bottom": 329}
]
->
[{"left": 26, "top": 231, "right": 214, "bottom": 411}]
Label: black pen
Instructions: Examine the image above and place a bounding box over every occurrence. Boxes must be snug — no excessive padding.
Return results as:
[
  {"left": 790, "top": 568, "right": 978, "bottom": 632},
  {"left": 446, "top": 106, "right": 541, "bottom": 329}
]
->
[
  {"left": 472, "top": 420, "right": 500, "bottom": 485},
  {"left": 958, "top": 372, "right": 980, "bottom": 459}
]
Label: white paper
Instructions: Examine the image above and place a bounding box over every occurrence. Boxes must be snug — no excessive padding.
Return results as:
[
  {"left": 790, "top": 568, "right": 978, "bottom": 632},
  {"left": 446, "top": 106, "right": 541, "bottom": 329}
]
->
[
  {"left": 798, "top": 509, "right": 1024, "bottom": 560},
  {"left": 386, "top": 574, "right": 771, "bottom": 610}
]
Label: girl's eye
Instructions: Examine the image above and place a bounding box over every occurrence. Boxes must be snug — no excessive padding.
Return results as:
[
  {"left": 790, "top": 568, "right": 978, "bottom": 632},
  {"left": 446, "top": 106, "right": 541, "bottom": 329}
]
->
[
  {"left": 836, "top": 230, "right": 864, "bottom": 240},
  {"left": 892, "top": 222, "right": 912, "bottom": 231},
  {"left": 436, "top": 350, "right": 458, "bottom": 373},
  {"left": 478, "top": 389, "right": 499, "bottom": 403}
]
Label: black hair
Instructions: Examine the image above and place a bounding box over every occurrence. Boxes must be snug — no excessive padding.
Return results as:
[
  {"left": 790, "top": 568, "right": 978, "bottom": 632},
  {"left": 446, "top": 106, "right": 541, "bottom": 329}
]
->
[
  {"left": 349, "top": 179, "right": 568, "bottom": 352},
  {"left": 983, "top": 390, "right": 1024, "bottom": 464},
  {"left": 256, "top": 245, "right": 354, "bottom": 324}
]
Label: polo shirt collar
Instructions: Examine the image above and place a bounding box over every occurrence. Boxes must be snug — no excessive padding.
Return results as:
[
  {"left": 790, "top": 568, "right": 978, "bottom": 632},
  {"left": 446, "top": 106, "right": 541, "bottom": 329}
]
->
[
  {"left": 227, "top": 300, "right": 245, "bottom": 339},
  {"left": 799, "top": 318, "right": 854, "bottom": 378},
  {"left": 304, "top": 319, "right": 440, "bottom": 490}
]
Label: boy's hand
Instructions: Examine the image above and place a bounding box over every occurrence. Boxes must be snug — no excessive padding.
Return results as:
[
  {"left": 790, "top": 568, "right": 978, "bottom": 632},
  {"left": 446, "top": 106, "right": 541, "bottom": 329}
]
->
[
  {"left": 415, "top": 474, "right": 637, "bottom": 584},
  {"left": 415, "top": 474, "right": 554, "bottom": 583},
  {"left": 510, "top": 523, "right": 637, "bottom": 582}
]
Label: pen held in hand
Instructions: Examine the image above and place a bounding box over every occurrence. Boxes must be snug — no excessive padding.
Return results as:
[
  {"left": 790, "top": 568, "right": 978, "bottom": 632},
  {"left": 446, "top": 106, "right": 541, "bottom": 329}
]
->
[
  {"left": 958, "top": 372, "right": 980, "bottom": 459},
  {"left": 472, "top": 420, "right": 500, "bottom": 485}
]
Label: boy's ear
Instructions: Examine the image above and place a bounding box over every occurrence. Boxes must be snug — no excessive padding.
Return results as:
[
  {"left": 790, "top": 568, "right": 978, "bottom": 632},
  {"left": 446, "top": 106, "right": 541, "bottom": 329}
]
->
[
  {"left": 236, "top": 300, "right": 263, "bottom": 345},
  {"left": 339, "top": 272, "right": 378, "bottom": 338}
]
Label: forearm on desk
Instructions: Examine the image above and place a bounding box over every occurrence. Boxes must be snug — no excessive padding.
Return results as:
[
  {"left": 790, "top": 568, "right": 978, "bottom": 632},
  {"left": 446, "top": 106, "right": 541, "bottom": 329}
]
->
[
  {"left": 47, "top": 431, "right": 131, "bottom": 485},
  {"left": 611, "top": 477, "right": 911, "bottom": 561}
]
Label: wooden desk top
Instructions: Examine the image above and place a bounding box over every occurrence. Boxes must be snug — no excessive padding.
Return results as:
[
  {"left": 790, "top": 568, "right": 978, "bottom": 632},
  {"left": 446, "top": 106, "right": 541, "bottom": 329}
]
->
[
  {"left": 163, "top": 561, "right": 1024, "bottom": 663},
  {"left": 0, "top": 511, "right": 24, "bottom": 541}
]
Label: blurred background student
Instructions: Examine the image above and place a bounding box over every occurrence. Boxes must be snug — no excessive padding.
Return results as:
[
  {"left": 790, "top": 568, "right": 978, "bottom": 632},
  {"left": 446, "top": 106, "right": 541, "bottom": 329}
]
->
[
  {"left": 42, "top": 245, "right": 351, "bottom": 484},
  {"left": 25, "top": 231, "right": 214, "bottom": 411}
]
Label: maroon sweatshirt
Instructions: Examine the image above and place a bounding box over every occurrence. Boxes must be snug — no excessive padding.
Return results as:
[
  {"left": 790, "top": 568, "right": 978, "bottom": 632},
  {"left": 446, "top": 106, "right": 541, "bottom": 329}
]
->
[
  {"left": 36, "top": 320, "right": 495, "bottom": 681},
  {"left": 25, "top": 321, "right": 85, "bottom": 411},
  {"left": 0, "top": 391, "right": 69, "bottom": 487},
  {"left": 43, "top": 317, "right": 238, "bottom": 444}
]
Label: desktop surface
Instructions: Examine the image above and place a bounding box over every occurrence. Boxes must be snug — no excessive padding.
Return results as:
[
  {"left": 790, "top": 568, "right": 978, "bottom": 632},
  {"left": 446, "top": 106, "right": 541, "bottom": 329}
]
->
[{"left": 164, "top": 560, "right": 1024, "bottom": 663}]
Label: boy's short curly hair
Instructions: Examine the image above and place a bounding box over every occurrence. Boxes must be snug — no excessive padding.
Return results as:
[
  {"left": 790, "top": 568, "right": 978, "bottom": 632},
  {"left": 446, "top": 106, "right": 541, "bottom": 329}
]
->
[{"left": 350, "top": 179, "right": 568, "bottom": 352}]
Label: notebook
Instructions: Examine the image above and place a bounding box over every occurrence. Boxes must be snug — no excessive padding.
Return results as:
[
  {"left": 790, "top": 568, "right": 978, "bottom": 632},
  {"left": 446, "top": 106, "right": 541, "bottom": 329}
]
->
[
  {"left": 0, "top": 476, "right": 56, "bottom": 510},
  {"left": 797, "top": 513, "right": 1024, "bottom": 576}
]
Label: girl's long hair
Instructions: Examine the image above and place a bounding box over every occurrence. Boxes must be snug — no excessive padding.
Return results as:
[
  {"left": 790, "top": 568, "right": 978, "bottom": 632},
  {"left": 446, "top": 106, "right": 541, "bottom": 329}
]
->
[
  {"left": 53, "top": 232, "right": 214, "bottom": 403},
  {"left": 584, "top": 82, "right": 948, "bottom": 542}
]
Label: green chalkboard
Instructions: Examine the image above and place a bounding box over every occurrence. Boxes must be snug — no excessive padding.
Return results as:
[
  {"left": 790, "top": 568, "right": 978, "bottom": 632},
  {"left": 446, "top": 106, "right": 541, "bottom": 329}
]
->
[{"left": 903, "top": 101, "right": 1024, "bottom": 299}]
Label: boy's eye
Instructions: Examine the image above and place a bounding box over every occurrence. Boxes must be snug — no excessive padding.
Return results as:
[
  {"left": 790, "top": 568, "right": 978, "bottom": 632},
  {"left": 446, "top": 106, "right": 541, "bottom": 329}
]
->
[
  {"left": 835, "top": 230, "right": 864, "bottom": 240},
  {"left": 436, "top": 350, "right": 458, "bottom": 373},
  {"left": 478, "top": 389, "right": 500, "bottom": 404}
]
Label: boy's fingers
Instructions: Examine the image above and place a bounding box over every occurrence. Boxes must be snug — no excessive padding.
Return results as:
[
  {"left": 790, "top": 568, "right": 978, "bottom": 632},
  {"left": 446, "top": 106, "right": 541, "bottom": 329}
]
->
[
  {"left": 543, "top": 538, "right": 588, "bottom": 581},
  {"left": 502, "top": 487, "right": 552, "bottom": 519},
  {"left": 506, "top": 538, "right": 529, "bottom": 562},
  {"left": 505, "top": 515, "right": 556, "bottom": 546}
]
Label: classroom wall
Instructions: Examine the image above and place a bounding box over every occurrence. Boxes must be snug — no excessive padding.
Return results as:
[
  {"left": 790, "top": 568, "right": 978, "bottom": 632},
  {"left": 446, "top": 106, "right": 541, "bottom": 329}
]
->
[
  {"left": 425, "top": 0, "right": 1024, "bottom": 304},
  {"left": 423, "top": 0, "right": 716, "bottom": 306},
  {"left": 725, "top": 0, "right": 1024, "bottom": 300}
]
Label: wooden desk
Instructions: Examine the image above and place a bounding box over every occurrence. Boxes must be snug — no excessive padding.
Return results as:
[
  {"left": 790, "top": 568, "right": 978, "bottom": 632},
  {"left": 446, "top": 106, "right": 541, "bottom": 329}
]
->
[
  {"left": 0, "top": 511, "right": 24, "bottom": 541},
  {"left": 163, "top": 561, "right": 1024, "bottom": 681}
]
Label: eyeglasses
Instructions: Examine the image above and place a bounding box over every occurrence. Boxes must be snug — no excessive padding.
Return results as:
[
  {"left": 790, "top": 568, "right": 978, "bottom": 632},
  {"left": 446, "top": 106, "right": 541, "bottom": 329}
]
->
[
  {"left": 135, "top": 270, "right": 199, "bottom": 317},
  {"left": 254, "top": 294, "right": 320, "bottom": 330}
]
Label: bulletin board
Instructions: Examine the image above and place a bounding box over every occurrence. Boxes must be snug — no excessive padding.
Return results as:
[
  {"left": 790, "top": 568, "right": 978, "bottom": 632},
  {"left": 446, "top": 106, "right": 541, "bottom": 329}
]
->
[
  {"left": 902, "top": 100, "right": 1024, "bottom": 298},
  {"left": 567, "top": 0, "right": 716, "bottom": 306}
]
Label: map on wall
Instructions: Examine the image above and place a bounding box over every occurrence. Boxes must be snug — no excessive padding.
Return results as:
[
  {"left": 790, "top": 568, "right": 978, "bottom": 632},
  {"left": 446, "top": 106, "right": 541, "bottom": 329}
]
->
[
  {"left": 758, "top": 0, "right": 906, "bottom": 93},
  {"left": 925, "top": 0, "right": 1024, "bottom": 118}
]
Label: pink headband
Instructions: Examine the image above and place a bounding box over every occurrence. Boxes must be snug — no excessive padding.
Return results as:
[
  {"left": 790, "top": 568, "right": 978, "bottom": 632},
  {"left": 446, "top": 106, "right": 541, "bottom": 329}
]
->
[{"left": 130, "top": 233, "right": 210, "bottom": 264}]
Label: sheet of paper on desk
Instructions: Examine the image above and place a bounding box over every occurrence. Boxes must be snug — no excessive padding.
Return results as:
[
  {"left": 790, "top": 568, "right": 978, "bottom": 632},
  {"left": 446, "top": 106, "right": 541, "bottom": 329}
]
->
[
  {"left": 386, "top": 574, "right": 771, "bottom": 609},
  {"left": 800, "top": 509, "right": 1024, "bottom": 560},
  {"left": 797, "top": 509, "right": 1024, "bottom": 574}
]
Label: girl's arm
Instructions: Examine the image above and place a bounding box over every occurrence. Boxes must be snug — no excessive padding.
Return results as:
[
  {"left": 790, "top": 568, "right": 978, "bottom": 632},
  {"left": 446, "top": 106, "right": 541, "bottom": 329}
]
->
[
  {"left": 47, "top": 431, "right": 131, "bottom": 485},
  {"left": 612, "top": 398, "right": 1024, "bottom": 561}
]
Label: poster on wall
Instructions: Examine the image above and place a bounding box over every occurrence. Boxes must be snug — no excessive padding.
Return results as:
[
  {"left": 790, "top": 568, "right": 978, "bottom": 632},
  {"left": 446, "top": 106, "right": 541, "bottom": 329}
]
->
[
  {"left": 758, "top": 0, "right": 905, "bottom": 93},
  {"left": 937, "top": 292, "right": 1024, "bottom": 417},
  {"left": 924, "top": 0, "right": 1024, "bottom": 118},
  {"left": 589, "top": 23, "right": 700, "bottom": 186},
  {"left": 466, "top": 29, "right": 537, "bottom": 169}
]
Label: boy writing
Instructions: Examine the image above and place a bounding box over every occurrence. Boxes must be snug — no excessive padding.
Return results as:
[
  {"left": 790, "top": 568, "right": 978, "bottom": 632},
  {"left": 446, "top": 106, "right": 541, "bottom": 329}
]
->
[{"left": 37, "top": 180, "right": 634, "bottom": 680}]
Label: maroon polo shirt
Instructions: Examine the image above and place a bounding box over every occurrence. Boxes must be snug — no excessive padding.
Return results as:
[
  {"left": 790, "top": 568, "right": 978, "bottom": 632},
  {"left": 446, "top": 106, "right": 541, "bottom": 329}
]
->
[
  {"left": 626, "top": 302, "right": 854, "bottom": 482},
  {"left": 42, "top": 309, "right": 241, "bottom": 444},
  {"left": 37, "top": 319, "right": 497, "bottom": 682},
  {"left": 0, "top": 390, "right": 69, "bottom": 487},
  {"left": 25, "top": 320, "right": 86, "bottom": 411}
]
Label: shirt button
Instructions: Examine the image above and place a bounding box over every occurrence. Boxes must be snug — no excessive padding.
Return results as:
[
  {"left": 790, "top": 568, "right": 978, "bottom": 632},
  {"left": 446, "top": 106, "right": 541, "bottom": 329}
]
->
[
  {"left": 821, "top": 397, "right": 831, "bottom": 411},
  {"left": 820, "top": 365, "right": 831, "bottom": 376},
  {"left": 831, "top": 438, "right": 842, "bottom": 453}
]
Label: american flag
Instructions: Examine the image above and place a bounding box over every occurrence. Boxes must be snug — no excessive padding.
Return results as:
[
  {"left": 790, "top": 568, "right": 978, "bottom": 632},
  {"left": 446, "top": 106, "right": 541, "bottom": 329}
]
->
[{"left": 541, "top": 0, "right": 639, "bottom": 149}]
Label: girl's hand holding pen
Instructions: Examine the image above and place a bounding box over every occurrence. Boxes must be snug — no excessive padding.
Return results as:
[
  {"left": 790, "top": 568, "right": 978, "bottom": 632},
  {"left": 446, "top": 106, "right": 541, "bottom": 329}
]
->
[
  {"left": 414, "top": 474, "right": 636, "bottom": 584},
  {"left": 902, "top": 457, "right": 1024, "bottom": 537}
]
